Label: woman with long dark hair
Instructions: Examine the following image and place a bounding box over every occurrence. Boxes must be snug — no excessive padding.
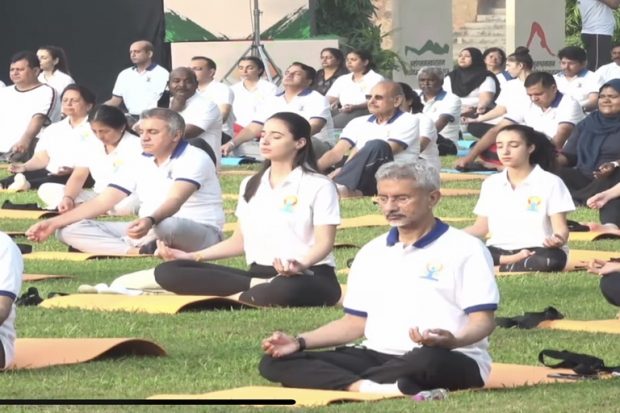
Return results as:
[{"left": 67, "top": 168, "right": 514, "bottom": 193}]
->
[
  {"left": 313, "top": 48, "right": 348, "bottom": 96},
  {"left": 465, "top": 124, "right": 575, "bottom": 272},
  {"left": 154, "top": 112, "right": 341, "bottom": 307},
  {"left": 37, "top": 45, "right": 74, "bottom": 94}
]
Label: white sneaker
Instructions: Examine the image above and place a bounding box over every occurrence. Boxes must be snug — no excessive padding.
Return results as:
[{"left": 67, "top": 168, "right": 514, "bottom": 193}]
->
[{"left": 7, "top": 173, "right": 31, "bottom": 192}]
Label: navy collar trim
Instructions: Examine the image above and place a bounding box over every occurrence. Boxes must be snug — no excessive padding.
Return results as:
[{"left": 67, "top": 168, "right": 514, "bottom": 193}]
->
[
  {"left": 367, "top": 109, "right": 405, "bottom": 124},
  {"left": 276, "top": 87, "right": 312, "bottom": 97},
  {"left": 550, "top": 91, "right": 563, "bottom": 108},
  {"left": 133, "top": 63, "right": 157, "bottom": 72},
  {"left": 386, "top": 219, "right": 449, "bottom": 247},
  {"left": 577, "top": 68, "right": 588, "bottom": 78}
]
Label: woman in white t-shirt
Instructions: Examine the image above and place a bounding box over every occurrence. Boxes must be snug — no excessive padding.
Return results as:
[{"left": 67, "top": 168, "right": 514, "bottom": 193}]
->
[
  {"left": 327, "top": 49, "right": 384, "bottom": 128},
  {"left": 37, "top": 45, "right": 75, "bottom": 95},
  {"left": 1, "top": 84, "right": 95, "bottom": 191},
  {"left": 465, "top": 124, "right": 575, "bottom": 272},
  {"left": 38, "top": 104, "right": 142, "bottom": 215},
  {"left": 155, "top": 112, "right": 342, "bottom": 307},
  {"left": 230, "top": 56, "right": 277, "bottom": 130}
]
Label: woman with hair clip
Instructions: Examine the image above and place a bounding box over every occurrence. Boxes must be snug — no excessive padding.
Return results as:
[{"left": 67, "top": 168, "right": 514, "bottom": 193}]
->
[
  {"left": 37, "top": 45, "right": 74, "bottom": 94},
  {"left": 464, "top": 124, "right": 575, "bottom": 272},
  {"left": 313, "top": 48, "right": 348, "bottom": 96},
  {"left": 1, "top": 84, "right": 96, "bottom": 192},
  {"left": 465, "top": 47, "right": 534, "bottom": 139},
  {"left": 38, "top": 104, "right": 142, "bottom": 215},
  {"left": 444, "top": 47, "right": 501, "bottom": 118},
  {"left": 155, "top": 112, "right": 342, "bottom": 307}
]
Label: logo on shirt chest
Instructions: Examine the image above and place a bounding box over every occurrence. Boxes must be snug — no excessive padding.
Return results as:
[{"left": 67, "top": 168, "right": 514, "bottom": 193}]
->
[
  {"left": 421, "top": 262, "right": 443, "bottom": 281},
  {"left": 281, "top": 195, "right": 298, "bottom": 213},
  {"left": 526, "top": 196, "right": 542, "bottom": 212}
]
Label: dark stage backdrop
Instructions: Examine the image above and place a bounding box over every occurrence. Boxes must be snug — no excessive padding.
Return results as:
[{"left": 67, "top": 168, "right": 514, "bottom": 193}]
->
[{"left": 0, "top": 0, "right": 170, "bottom": 103}]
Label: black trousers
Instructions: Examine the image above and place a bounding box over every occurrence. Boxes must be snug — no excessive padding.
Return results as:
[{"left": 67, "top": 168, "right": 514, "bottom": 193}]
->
[
  {"left": 333, "top": 140, "right": 393, "bottom": 196},
  {"left": 467, "top": 122, "right": 494, "bottom": 139},
  {"left": 600, "top": 272, "right": 620, "bottom": 307},
  {"left": 582, "top": 33, "right": 612, "bottom": 71},
  {"left": 154, "top": 260, "right": 341, "bottom": 307},
  {"left": 259, "top": 345, "right": 484, "bottom": 395},
  {"left": 0, "top": 169, "right": 78, "bottom": 189},
  {"left": 487, "top": 246, "right": 567, "bottom": 272}
]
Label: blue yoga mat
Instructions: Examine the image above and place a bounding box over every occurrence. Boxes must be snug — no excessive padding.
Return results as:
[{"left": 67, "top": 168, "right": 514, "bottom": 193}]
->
[{"left": 221, "top": 156, "right": 259, "bottom": 166}]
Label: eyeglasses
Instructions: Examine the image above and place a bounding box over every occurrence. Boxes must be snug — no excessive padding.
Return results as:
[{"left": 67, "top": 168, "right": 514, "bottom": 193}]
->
[{"left": 373, "top": 195, "right": 415, "bottom": 206}]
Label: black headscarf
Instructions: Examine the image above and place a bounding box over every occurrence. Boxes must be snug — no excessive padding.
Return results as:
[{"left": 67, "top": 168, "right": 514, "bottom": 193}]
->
[{"left": 448, "top": 47, "right": 501, "bottom": 99}]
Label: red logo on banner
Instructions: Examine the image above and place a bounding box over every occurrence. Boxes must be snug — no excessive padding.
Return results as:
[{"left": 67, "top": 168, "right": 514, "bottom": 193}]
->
[{"left": 526, "top": 22, "right": 556, "bottom": 57}]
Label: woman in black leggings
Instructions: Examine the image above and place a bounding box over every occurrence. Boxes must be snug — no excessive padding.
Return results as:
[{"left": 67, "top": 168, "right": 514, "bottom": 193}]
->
[{"left": 154, "top": 112, "right": 341, "bottom": 307}]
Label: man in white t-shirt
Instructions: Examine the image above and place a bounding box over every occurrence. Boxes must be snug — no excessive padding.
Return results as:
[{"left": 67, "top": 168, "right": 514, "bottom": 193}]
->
[
  {"left": 0, "top": 51, "right": 60, "bottom": 162},
  {"left": 579, "top": 0, "right": 620, "bottom": 70},
  {"left": 168, "top": 67, "right": 222, "bottom": 166},
  {"left": 0, "top": 232, "right": 22, "bottom": 369},
  {"left": 26, "top": 109, "right": 224, "bottom": 256},
  {"left": 223, "top": 62, "right": 334, "bottom": 160},
  {"left": 105, "top": 40, "right": 169, "bottom": 117},
  {"left": 554, "top": 46, "right": 603, "bottom": 112},
  {"left": 259, "top": 161, "right": 499, "bottom": 397},
  {"left": 456, "top": 72, "right": 584, "bottom": 170},
  {"left": 318, "top": 81, "right": 421, "bottom": 197},
  {"left": 595, "top": 44, "right": 620, "bottom": 82},
  {"left": 191, "top": 56, "right": 234, "bottom": 139}
]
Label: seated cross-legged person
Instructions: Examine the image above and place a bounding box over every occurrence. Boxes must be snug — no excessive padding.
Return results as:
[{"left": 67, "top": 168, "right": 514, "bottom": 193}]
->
[
  {"left": 465, "top": 125, "right": 574, "bottom": 272},
  {"left": 1, "top": 85, "right": 96, "bottom": 191},
  {"left": 154, "top": 112, "right": 341, "bottom": 307},
  {"left": 588, "top": 259, "right": 620, "bottom": 316},
  {"left": 38, "top": 105, "right": 142, "bottom": 215},
  {"left": 259, "top": 161, "right": 499, "bottom": 396},
  {"left": 26, "top": 108, "right": 224, "bottom": 255},
  {"left": 0, "top": 232, "right": 22, "bottom": 369},
  {"left": 317, "top": 81, "right": 421, "bottom": 198}
]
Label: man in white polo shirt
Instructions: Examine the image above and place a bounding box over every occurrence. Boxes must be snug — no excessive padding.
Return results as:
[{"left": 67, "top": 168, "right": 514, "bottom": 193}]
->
[
  {"left": 318, "top": 81, "right": 421, "bottom": 197},
  {"left": 595, "top": 44, "right": 620, "bottom": 82},
  {"left": 168, "top": 67, "right": 222, "bottom": 166},
  {"left": 105, "top": 40, "right": 169, "bottom": 118},
  {"left": 554, "top": 46, "right": 602, "bottom": 112},
  {"left": 222, "top": 62, "right": 334, "bottom": 160},
  {"left": 191, "top": 56, "right": 234, "bottom": 140},
  {"left": 0, "top": 232, "right": 22, "bottom": 369},
  {"left": 456, "top": 72, "right": 584, "bottom": 169},
  {"left": 260, "top": 161, "right": 499, "bottom": 397},
  {"left": 0, "top": 51, "right": 60, "bottom": 162},
  {"left": 26, "top": 108, "right": 224, "bottom": 255}
]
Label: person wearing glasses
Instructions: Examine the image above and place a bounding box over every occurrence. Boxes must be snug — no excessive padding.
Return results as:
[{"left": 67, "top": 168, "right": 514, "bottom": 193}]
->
[
  {"left": 259, "top": 161, "right": 499, "bottom": 398},
  {"left": 317, "top": 80, "right": 421, "bottom": 198}
]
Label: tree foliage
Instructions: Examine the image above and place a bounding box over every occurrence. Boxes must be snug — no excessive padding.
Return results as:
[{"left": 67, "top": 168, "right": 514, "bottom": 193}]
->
[{"left": 566, "top": 0, "right": 620, "bottom": 46}]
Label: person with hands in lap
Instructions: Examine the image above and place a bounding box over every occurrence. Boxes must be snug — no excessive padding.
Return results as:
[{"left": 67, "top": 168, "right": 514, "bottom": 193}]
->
[
  {"left": 588, "top": 258, "right": 620, "bottom": 315},
  {"left": 26, "top": 108, "right": 224, "bottom": 255},
  {"left": 154, "top": 112, "right": 341, "bottom": 307},
  {"left": 259, "top": 161, "right": 499, "bottom": 396}
]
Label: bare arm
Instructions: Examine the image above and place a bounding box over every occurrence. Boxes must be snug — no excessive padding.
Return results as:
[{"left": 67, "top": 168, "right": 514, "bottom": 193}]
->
[
  {"left": 317, "top": 140, "right": 352, "bottom": 172},
  {"left": 11, "top": 151, "right": 50, "bottom": 173},
  {"left": 420, "top": 137, "right": 431, "bottom": 152},
  {"left": 463, "top": 216, "right": 489, "bottom": 239},
  {"left": 582, "top": 93, "right": 599, "bottom": 112},
  {"left": 0, "top": 297, "right": 13, "bottom": 328},
  {"left": 297, "top": 225, "right": 336, "bottom": 269},
  {"left": 470, "top": 105, "right": 507, "bottom": 123},
  {"left": 551, "top": 123, "right": 575, "bottom": 150},
  {"left": 476, "top": 91, "right": 496, "bottom": 113},
  {"left": 309, "top": 118, "right": 327, "bottom": 137},
  {"left": 12, "top": 115, "right": 47, "bottom": 153},
  {"left": 456, "top": 119, "right": 513, "bottom": 166},
  {"left": 388, "top": 141, "right": 406, "bottom": 156},
  {"left": 600, "top": 0, "right": 620, "bottom": 9},
  {"left": 434, "top": 114, "right": 451, "bottom": 133},
  {"left": 218, "top": 104, "right": 232, "bottom": 122},
  {"left": 104, "top": 96, "right": 123, "bottom": 107},
  {"left": 543, "top": 212, "right": 569, "bottom": 248},
  {"left": 184, "top": 124, "right": 205, "bottom": 139},
  {"left": 410, "top": 310, "right": 495, "bottom": 349}
]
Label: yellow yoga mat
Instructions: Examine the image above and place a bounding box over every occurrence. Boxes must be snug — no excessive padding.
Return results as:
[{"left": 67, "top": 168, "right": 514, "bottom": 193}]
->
[
  {"left": 23, "top": 251, "right": 149, "bottom": 261},
  {"left": 569, "top": 231, "right": 620, "bottom": 242},
  {"left": 0, "top": 209, "right": 58, "bottom": 219},
  {"left": 23, "top": 273, "right": 73, "bottom": 282},
  {"left": 440, "top": 188, "right": 480, "bottom": 196},
  {"left": 538, "top": 319, "right": 620, "bottom": 335},
  {"left": 219, "top": 170, "right": 254, "bottom": 176},
  {"left": 40, "top": 294, "right": 258, "bottom": 314},
  {"left": 9, "top": 338, "right": 165, "bottom": 370},
  {"left": 565, "top": 249, "right": 620, "bottom": 271},
  {"left": 440, "top": 172, "right": 489, "bottom": 182},
  {"left": 148, "top": 363, "right": 579, "bottom": 404}
]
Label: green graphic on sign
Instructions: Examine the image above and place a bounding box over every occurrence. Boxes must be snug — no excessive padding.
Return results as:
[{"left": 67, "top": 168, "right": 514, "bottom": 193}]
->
[{"left": 405, "top": 40, "right": 449, "bottom": 56}]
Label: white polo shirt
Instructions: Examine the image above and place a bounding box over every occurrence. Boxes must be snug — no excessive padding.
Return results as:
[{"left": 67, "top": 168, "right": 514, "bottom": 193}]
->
[
  {"left": 554, "top": 69, "right": 603, "bottom": 108},
  {"left": 0, "top": 232, "right": 23, "bottom": 369},
  {"left": 474, "top": 165, "right": 575, "bottom": 251},
  {"left": 35, "top": 117, "right": 95, "bottom": 173},
  {"left": 177, "top": 93, "right": 222, "bottom": 166},
  {"left": 340, "top": 110, "right": 420, "bottom": 162},
  {"left": 38, "top": 70, "right": 74, "bottom": 95},
  {"left": 421, "top": 90, "right": 461, "bottom": 143},
  {"left": 343, "top": 221, "right": 499, "bottom": 383},
  {"left": 109, "top": 141, "right": 224, "bottom": 230},
  {"left": 579, "top": 0, "right": 616, "bottom": 35},
  {"left": 0, "top": 83, "right": 60, "bottom": 152},
  {"left": 235, "top": 167, "right": 340, "bottom": 267},
  {"left": 199, "top": 81, "right": 234, "bottom": 136},
  {"left": 111, "top": 63, "right": 169, "bottom": 115},
  {"left": 76, "top": 131, "right": 143, "bottom": 193},
  {"left": 595, "top": 62, "right": 620, "bottom": 83},
  {"left": 254, "top": 88, "right": 335, "bottom": 145},
  {"left": 443, "top": 75, "right": 497, "bottom": 107},
  {"left": 505, "top": 92, "right": 584, "bottom": 139},
  {"left": 326, "top": 69, "right": 384, "bottom": 106},
  {"left": 415, "top": 113, "right": 440, "bottom": 171},
  {"left": 231, "top": 79, "right": 277, "bottom": 127}
]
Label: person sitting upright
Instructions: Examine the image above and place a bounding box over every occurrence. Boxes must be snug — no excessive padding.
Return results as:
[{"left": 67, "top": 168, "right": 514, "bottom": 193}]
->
[
  {"left": 464, "top": 125, "right": 574, "bottom": 272},
  {"left": 0, "top": 232, "right": 22, "bottom": 370},
  {"left": 26, "top": 108, "right": 224, "bottom": 255},
  {"left": 595, "top": 44, "right": 620, "bottom": 83},
  {"left": 259, "top": 161, "right": 499, "bottom": 397},
  {"left": 318, "top": 81, "right": 421, "bottom": 198},
  {"left": 553, "top": 46, "right": 603, "bottom": 113}
]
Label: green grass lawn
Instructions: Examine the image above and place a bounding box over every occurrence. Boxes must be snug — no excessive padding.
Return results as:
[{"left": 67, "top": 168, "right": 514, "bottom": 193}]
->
[{"left": 1, "top": 158, "right": 619, "bottom": 412}]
